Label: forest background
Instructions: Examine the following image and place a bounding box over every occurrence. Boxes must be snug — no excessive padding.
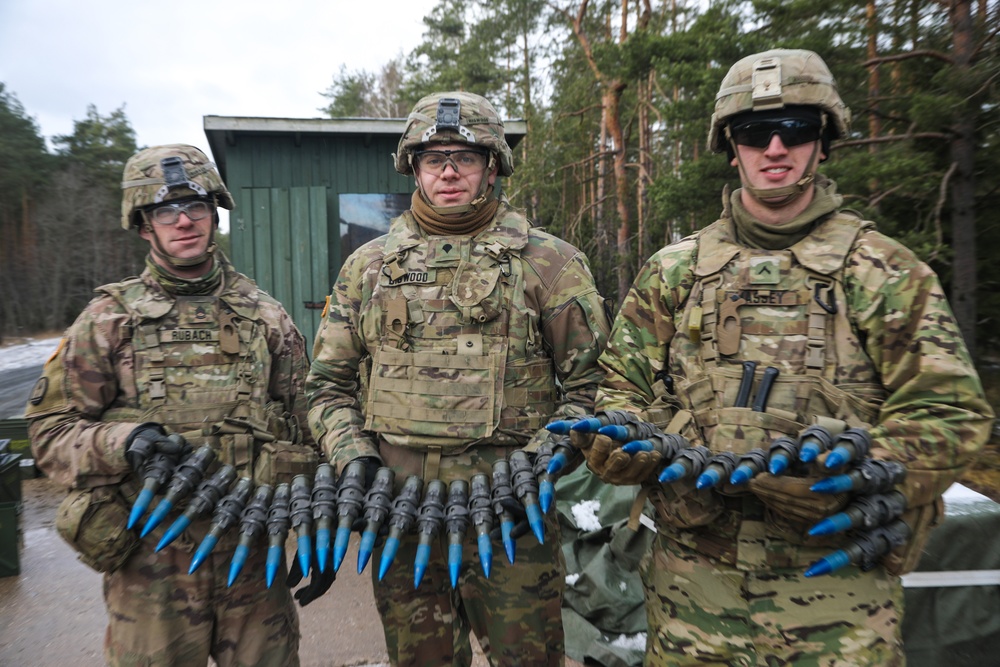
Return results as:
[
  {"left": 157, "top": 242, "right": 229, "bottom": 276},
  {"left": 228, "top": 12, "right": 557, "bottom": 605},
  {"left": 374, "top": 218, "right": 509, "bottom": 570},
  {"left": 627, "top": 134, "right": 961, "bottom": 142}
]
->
[{"left": 1, "top": 0, "right": 998, "bottom": 369}]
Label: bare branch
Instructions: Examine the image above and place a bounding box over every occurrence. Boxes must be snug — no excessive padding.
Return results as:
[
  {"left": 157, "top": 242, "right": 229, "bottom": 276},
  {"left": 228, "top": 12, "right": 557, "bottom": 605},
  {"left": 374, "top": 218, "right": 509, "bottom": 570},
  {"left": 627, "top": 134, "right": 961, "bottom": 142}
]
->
[{"left": 863, "top": 50, "right": 954, "bottom": 67}]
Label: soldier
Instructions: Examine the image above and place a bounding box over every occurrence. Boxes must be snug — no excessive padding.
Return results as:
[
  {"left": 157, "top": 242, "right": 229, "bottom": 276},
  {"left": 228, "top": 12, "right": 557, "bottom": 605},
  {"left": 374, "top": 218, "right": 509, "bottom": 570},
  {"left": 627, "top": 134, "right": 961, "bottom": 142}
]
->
[
  {"left": 576, "top": 49, "right": 994, "bottom": 665},
  {"left": 305, "top": 91, "right": 609, "bottom": 666},
  {"left": 26, "top": 144, "right": 317, "bottom": 667}
]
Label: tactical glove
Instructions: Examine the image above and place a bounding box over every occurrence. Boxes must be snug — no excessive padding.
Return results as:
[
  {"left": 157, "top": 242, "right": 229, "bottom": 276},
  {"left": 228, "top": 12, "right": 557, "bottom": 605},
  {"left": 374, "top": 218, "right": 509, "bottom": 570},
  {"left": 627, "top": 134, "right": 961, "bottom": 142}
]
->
[
  {"left": 286, "top": 549, "right": 337, "bottom": 606},
  {"left": 748, "top": 473, "right": 850, "bottom": 525},
  {"left": 489, "top": 494, "right": 532, "bottom": 542},
  {"left": 125, "top": 423, "right": 191, "bottom": 473},
  {"left": 580, "top": 432, "right": 664, "bottom": 485}
]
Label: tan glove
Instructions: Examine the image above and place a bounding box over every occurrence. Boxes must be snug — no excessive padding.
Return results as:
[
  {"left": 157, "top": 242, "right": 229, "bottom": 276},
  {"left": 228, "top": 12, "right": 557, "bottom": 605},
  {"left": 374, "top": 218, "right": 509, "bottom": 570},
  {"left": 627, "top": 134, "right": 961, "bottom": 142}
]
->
[
  {"left": 576, "top": 432, "right": 663, "bottom": 485},
  {"left": 748, "top": 473, "right": 850, "bottom": 525}
]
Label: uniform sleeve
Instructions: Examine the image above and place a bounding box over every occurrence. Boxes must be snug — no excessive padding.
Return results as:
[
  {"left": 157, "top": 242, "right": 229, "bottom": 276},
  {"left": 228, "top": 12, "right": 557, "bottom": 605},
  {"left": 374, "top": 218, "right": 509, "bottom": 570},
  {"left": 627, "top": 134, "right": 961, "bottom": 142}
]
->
[
  {"left": 847, "top": 233, "right": 994, "bottom": 502},
  {"left": 597, "top": 244, "right": 694, "bottom": 416},
  {"left": 264, "top": 303, "right": 318, "bottom": 451},
  {"left": 535, "top": 252, "right": 611, "bottom": 433},
  {"left": 305, "top": 253, "right": 381, "bottom": 471},
  {"left": 25, "top": 305, "right": 138, "bottom": 489}
]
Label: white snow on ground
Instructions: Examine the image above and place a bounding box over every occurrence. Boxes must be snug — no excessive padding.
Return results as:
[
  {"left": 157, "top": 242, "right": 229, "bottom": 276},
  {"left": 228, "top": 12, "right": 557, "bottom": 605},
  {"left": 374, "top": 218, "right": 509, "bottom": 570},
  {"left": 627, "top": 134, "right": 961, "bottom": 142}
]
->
[
  {"left": 0, "top": 336, "right": 62, "bottom": 372},
  {"left": 571, "top": 499, "right": 602, "bottom": 531},
  {"left": 608, "top": 633, "right": 647, "bottom": 651}
]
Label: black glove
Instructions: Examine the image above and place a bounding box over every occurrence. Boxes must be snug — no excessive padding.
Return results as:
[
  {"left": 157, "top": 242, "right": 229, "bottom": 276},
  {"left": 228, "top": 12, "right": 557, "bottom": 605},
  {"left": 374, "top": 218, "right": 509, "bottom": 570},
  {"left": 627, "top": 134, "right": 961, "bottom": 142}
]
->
[
  {"left": 125, "top": 423, "right": 191, "bottom": 473},
  {"left": 345, "top": 456, "right": 382, "bottom": 489},
  {"left": 286, "top": 549, "right": 337, "bottom": 606},
  {"left": 489, "top": 494, "right": 532, "bottom": 542}
]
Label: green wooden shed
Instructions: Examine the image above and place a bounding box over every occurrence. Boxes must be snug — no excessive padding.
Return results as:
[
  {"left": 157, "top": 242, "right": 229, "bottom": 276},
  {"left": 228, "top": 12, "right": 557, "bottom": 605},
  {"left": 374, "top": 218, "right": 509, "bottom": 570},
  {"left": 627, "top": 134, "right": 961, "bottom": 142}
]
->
[{"left": 203, "top": 115, "right": 525, "bottom": 353}]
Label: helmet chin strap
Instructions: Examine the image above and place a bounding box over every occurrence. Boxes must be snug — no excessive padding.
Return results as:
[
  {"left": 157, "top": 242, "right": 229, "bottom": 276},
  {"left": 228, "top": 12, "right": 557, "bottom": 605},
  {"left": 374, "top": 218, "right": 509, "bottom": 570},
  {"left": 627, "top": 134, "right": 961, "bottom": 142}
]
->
[
  {"left": 730, "top": 137, "right": 823, "bottom": 209},
  {"left": 144, "top": 221, "right": 218, "bottom": 271},
  {"left": 726, "top": 114, "right": 827, "bottom": 209},
  {"left": 415, "top": 156, "right": 496, "bottom": 216}
]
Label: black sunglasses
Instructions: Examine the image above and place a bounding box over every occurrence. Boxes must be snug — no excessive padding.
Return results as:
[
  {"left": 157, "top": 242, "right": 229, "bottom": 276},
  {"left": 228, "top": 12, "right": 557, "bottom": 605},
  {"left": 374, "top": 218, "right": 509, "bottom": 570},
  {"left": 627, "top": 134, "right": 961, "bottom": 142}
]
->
[{"left": 729, "top": 118, "right": 823, "bottom": 149}]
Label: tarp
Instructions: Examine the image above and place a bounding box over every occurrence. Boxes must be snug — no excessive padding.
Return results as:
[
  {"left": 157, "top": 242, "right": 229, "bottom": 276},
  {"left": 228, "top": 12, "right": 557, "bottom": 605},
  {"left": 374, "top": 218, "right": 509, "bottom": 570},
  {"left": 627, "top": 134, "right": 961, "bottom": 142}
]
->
[{"left": 554, "top": 469, "right": 1000, "bottom": 667}]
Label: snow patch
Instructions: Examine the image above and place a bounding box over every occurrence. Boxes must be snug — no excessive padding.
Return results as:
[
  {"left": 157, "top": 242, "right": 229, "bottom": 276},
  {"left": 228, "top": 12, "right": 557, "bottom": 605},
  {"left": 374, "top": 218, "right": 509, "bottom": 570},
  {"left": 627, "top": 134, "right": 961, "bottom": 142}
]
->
[
  {"left": 0, "top": 337, "right": 62, "bottom": 372},
  {"left": 571, "top": 499, "right": 602, "bottom": 531}
]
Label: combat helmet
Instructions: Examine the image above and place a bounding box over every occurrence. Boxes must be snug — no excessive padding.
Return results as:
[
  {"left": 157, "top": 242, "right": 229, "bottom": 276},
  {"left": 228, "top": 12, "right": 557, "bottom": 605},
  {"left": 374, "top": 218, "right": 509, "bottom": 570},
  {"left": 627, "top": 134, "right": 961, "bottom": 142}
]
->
[
  {"left": 120, "top": 144, "right": 235, "bottom": 231},
  {"left": 708, "top": 48, "right": 850, "bottom": 155},
  {"left": 394, "top": 92, "right": 514, "bottom": 177},
  {"left": 709, "top": 49, "right": 850, "bottom": 207}
]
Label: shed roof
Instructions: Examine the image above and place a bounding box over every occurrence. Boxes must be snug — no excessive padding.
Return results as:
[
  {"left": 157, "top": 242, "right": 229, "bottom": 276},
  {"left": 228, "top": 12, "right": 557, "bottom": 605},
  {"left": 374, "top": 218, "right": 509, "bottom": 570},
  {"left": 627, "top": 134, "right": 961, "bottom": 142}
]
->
[{"left": 203, "top": 115, "right": 527, "bottom": 181}]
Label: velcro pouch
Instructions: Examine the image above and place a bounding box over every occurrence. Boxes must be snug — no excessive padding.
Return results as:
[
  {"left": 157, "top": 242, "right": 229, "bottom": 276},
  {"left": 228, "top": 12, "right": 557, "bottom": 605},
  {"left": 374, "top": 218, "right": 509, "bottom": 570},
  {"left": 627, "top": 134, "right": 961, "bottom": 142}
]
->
[
  {"left": 253, "top": 441, "right": 319, "bottom": 487},
  {"left": 55, "top": 485, "right": 139, "bottom": 573}
]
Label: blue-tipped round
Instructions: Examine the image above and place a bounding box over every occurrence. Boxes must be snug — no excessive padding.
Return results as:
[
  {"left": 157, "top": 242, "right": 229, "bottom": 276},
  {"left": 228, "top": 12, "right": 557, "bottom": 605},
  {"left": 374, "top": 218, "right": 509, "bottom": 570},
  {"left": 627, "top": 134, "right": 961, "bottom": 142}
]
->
[
  {"left": 804, "top": 549, "right": 850, "bottom": 577},
  {"left": 266, "top": 545, "right": 283, "bottom": 588},
  {"left": 414, "top": 542, "right": 432, "bottom": 588},
  {"left": 333, "top": 527, "right": 352, "bottom": 574},
  {"left": 810, "top": 474, "right": 852, "bottom": 494},
  {"left": 315, "top": 528, "right": 331, "bottom": 574},
  {"left": 824, "top": 447, "right": 850, "bottom": 469},
  {"left": 228, "top": 544, "right": 249, "bottom": 587},
  {"left": 659, "top": 462, "right": 686, "bottom": 484},
  {"left": 448, "top": 543, "right": 463, "bottom": 588},
  {"left": 140, "top": 498, "right": 174, "bottom": 538},
  {"left": 729, "top": 465, "right": 755, "bottom": 486},
  {"left": 598, "top": 424, "right": 629, "bottom": 441},
  {"left": 808, "top": 513, "right": 853, "bottom": 537},
  {"left": 378, "top": 537, "right": 400, "bottom": 581},
  {"left": 800, "top": 441, "right": 822, "bottom": 463},
  {"left": 622, "top": 440, "right": 653, "bottom": 455},
  {"left": 545, "top": 420, "right": 575, "bottom": 435},
  {"left": 477, "top": 533, "right": 493, "bottom": 578},
  {"left": 189, "top": 534, "right": 218, "bottom": 574},
  {"left": 357, "top": 531, "right": 377, "bottom": 574},
  {"left": 501, "top": 521, "right": 515, "bottom": 565},
  {"left": 156, "top": 515, "right": 191, "bottom": 552},
  {"left": 526, "top": 504, "right": 545, "bottom": 544},
  {"left": 547, "top": 452, "right": 568, "bottom": 476},
  {"left": 769, "top": 453, "right": 791, "bottom": 475},
  {"left": 296, "top": 535, "right": 312, "bottom": 578},
  {"left": 570, "top": 417, "right": 603, "bottom": 434},
  {"left": 695, "top": 468, "right": 721, "bottom": 490},
  {"left": 539, "top": 480, "right": 555, "bottom": 514},
  {"left": 127, "top": 488, "right": 155, "bottom": 530}
]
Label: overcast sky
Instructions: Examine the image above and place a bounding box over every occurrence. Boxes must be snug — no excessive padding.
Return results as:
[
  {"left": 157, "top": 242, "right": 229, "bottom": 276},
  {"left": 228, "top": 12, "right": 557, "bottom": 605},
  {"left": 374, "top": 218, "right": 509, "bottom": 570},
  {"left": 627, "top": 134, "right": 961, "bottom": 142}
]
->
[{"left": 0, "top": 0, "right": 439, "bottom": 155}]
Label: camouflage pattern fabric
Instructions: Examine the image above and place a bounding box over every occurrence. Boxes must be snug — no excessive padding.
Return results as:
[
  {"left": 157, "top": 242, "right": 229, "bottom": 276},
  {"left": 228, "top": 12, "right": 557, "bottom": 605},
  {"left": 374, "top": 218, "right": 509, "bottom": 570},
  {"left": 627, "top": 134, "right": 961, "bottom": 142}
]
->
[
  {"left": 105, "top": 536, "right": 299, "bottom": 667},
  {"left": 26, "top": 255, "right": 313, "bottom": 666},
  {"left": 395, "top": 91, "right": 514, "bottom": 177},
  {"left": 596, "top": 178, "right": 993, "bottom": 663},
  {"left": 307, "top": 204, "right": 609, "bottom": 471},
  {"left": 120, "top": 143, "right": 235, "bottom": 230},
  {"left": 640, "top": 532, "right": 904, "bottom": 666},
  {"left": 307, "top": 202, "right": 608, "bottom": 666},
  {"left": 375, "top": 444, "right": 565, "bottom": 667}
]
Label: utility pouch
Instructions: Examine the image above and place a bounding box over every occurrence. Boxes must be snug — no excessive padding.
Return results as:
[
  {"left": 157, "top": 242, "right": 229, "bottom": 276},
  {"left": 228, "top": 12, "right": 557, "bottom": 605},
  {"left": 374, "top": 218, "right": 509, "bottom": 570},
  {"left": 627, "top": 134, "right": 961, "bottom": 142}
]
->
[
  {"left": 55, "top": 485, "right": 139, "bottom": 573},
  {"left": 253, "top": 440, "right": 319, "bottom": 487},
  {"left": 646, "top": 478, "right": 724, "bottom": 530}
]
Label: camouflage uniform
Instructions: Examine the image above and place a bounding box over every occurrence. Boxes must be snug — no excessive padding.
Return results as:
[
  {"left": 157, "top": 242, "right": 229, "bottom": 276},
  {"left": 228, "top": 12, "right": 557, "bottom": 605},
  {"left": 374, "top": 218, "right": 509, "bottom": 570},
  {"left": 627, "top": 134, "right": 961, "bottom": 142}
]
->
[
  {"left": 26, "top": 145, "right": 314, "bottom": 667},
  {"left": 307, "top": 92, "right": 608, "bottom": 667},
  {"left": 594, "top": 51, "right": 994, "bottom": 666}
]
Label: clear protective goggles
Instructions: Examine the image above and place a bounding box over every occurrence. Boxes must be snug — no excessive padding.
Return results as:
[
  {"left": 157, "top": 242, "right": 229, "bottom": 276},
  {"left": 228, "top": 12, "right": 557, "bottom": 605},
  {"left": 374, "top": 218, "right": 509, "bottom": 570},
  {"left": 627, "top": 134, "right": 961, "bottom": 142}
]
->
[
  {"left": 413, "top": 149, "right": 490, "bottom": 175},
  {"left": 143, "top": 198, "right": 214, "bottom": 226}
]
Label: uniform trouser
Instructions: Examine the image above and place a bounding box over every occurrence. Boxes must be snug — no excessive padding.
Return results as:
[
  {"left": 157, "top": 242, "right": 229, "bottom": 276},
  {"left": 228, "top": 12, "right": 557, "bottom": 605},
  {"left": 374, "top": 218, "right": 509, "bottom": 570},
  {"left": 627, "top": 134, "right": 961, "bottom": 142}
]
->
[
  {"left": 104, "top": 536, "right": 300, "bottom": 667},
  {"left": 373, "top": 443, "right": 566, "bottom": 667},
  {"left": 371, "top": 510, "right": 565, "bottom": 667},
  {"left": 640, "top": 532, "right": 905, "bottom": 667}
]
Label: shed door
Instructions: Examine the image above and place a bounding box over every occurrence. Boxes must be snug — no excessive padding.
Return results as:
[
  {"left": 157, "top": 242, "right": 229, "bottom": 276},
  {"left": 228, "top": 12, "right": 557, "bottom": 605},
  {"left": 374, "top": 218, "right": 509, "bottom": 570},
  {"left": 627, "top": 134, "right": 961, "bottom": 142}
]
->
[{"left": 231, "top": 186, "right": 329, "bottom": 354}]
